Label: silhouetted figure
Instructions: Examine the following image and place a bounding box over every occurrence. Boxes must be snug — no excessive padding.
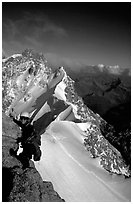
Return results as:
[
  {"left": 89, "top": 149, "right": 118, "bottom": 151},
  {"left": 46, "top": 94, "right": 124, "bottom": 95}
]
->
[{"left": 11, "top": 112, "right": 41, "bottom": 169}]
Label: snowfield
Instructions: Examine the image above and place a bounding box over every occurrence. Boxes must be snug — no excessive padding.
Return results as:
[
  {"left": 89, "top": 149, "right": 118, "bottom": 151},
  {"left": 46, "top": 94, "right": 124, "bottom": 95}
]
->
[{"left": 34, "top": 121, "right": 131, "bottom": 202}]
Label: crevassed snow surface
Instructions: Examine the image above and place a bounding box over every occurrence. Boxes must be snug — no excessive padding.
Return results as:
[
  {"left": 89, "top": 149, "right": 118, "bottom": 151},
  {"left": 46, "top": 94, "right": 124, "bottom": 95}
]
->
[{"left": 34, "top": 121, "right": 131, "bottom": 202}]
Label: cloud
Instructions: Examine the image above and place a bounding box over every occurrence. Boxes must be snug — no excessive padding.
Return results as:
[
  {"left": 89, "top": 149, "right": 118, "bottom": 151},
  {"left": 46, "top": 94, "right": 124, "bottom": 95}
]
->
[
  {"left": 2, "top": 49, "right": 8, "bottom": 58},
  {"left": 44, "top": 25, "right": 66, "bottom": 37},
  {"left": 44, "top": 52, "right": 84, "bottom": 70},
  {"left": 2, "top": 11, "right": 67, "bottom": 53}
]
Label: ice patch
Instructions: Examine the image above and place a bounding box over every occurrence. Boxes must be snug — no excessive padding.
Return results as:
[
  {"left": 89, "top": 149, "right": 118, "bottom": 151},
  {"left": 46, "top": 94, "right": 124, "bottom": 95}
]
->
[
  {"left": 17, "top": 143, "right": 23, "bottom": 155},
  {"left": 54, "top": 79, "right": 67, "bottom": 101},
  {"left": 76, "top": 122, "right": 91, "bottom": 132}
]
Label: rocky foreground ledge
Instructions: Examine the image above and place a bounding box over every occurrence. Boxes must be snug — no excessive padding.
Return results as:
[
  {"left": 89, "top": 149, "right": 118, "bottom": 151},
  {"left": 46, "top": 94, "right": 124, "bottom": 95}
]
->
[{"left": 2, "top": 113, "right": 65, "bottom": 202}]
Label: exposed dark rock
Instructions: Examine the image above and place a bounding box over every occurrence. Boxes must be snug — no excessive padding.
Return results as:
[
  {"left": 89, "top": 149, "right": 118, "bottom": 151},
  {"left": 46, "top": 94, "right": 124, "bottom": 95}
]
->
[
  {"left": 2, "top": 113, "right": 65, "bottom": 202},
  {"left": 2, "top": 167, "right": 14, "bottom": 201},
  {"left": 100, "top": 119, "right": 131, "bottom": 169},
  {"left": 9, "top": 167, "right": 64, "bottom": 202}
]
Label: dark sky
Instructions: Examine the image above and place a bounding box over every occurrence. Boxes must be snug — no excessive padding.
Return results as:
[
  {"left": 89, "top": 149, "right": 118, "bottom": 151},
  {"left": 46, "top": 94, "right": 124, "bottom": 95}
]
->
[{"left": 2, "top": 2, "right": 131, "bottom": 68}]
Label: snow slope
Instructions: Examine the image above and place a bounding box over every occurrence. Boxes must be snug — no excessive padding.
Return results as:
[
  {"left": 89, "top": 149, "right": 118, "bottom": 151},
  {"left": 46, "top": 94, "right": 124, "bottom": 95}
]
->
[{"left": 35, "top": 121, "right": 131, "bottom": 202}]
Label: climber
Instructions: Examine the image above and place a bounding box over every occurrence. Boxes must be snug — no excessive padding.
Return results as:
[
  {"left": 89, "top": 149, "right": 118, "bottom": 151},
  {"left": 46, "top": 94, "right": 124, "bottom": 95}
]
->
[{"left": 11, "top": 111, "right": 42, "bottom": 168}]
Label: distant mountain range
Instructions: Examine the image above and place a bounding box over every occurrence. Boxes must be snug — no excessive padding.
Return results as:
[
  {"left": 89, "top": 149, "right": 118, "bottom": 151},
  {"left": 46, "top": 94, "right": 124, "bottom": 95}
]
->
[{"left": 62, "top": 64, "right": 131, "bottom": 131}]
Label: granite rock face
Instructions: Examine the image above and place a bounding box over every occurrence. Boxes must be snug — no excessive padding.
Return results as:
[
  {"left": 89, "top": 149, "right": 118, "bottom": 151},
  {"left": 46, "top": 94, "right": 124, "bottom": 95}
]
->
[{"left": 2, "top": 113, "right": 65, "bottom": 202}]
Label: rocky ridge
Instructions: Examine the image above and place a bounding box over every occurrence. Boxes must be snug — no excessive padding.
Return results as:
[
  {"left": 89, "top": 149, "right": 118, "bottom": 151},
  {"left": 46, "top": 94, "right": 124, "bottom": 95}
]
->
[
  {"left": 2, "top": 112, "right": 65, "bottom": 202},
  {"left": 2, "top": 50, "right": 131, "bottom": 200}
]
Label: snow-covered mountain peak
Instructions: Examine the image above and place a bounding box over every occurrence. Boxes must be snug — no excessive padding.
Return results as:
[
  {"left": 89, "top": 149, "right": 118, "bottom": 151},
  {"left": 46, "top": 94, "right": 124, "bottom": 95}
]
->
[
  {"left": 2, "top": 49, "right": 131, "bottom": 178},
  {"left": 98, "top": 64, "right": 105, "bottom": 68},
  {"left": 97, "top": 64, "right": 120, "bottom": 69}
]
